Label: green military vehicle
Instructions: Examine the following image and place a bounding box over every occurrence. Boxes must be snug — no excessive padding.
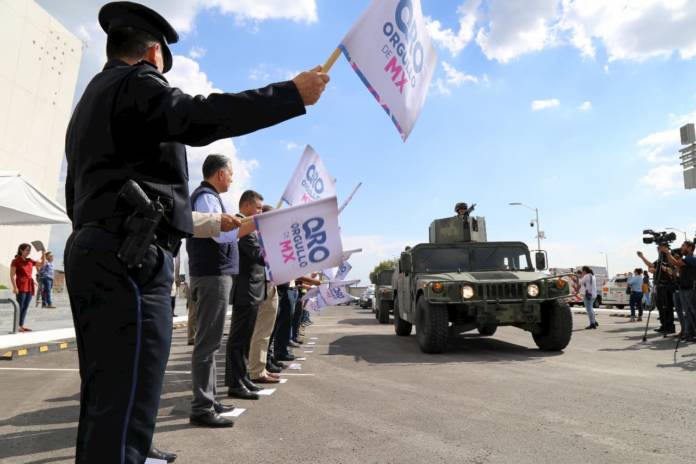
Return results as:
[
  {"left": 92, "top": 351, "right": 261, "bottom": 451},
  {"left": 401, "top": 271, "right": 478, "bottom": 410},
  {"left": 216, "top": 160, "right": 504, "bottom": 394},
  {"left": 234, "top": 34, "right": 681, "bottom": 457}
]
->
[
  {"left": 374, "top": 268, "right": 396, "bottom": 324},
  {"left": 393, "top": 215, "right": 573, "bottom": 354}
]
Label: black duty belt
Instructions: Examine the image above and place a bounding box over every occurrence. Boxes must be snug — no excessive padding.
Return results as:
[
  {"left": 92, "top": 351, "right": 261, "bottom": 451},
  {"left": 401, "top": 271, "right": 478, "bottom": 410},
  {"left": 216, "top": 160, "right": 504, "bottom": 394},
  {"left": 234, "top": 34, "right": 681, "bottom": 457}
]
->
[{"left": 81, "top": 218, "right": 181, "bottom": 255}]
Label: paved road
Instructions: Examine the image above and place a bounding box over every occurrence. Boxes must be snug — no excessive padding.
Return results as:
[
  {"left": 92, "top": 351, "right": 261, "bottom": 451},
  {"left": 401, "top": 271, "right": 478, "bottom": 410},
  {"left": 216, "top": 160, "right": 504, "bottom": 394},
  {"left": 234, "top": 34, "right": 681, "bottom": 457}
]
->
[{"left": 1, "top": 306, "right": 695, "bottom": 463}]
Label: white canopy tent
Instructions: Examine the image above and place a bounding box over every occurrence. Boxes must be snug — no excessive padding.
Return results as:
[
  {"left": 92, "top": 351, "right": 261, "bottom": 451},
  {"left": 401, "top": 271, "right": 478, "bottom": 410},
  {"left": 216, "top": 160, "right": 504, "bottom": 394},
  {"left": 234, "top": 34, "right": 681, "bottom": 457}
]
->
[{"left": 0, "top": 172, "right": 69, "bottom": 225}]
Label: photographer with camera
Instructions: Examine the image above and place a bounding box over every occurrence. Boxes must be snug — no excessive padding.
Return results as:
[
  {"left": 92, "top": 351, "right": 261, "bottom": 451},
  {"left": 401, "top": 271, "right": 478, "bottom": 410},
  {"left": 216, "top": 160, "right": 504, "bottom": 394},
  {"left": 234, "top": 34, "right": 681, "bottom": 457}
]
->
[
  {"left": 660, "top": 241, "right": 696, "bottom": 341},
  {"left": 638, "top": 231, "right": 677, "bottom": 335}
]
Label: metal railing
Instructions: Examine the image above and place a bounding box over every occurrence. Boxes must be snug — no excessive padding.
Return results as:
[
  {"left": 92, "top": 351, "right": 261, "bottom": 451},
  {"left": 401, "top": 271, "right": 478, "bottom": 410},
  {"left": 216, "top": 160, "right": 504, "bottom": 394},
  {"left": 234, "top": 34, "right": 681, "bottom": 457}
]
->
[{"left": 0, "top": 298, "right": 20, "bottom": 334}]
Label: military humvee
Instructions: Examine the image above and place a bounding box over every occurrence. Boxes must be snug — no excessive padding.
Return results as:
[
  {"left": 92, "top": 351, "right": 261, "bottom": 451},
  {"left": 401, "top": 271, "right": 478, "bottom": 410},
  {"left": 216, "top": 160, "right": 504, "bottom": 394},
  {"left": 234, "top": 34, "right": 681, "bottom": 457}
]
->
[
  {"left": 393, "top": 215, "right": 573, "bottom": 353},
  {"left": 374, "top": 268, "right": 395, "bottom": 324}
]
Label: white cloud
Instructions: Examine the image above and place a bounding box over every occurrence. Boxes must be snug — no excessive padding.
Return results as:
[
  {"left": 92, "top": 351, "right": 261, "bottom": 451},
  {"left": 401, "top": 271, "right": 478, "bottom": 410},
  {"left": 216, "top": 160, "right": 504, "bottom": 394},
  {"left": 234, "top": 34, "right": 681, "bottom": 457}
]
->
[
  {"left": 285, "top": 142, "right": 300, "bottom": 151},
  {"left": 426, "top": 0, "right": 480, "bottom": 56},
  {"left": 531, "top": 98, "right": 560, "bottom": 110},
  {"left": 188, "top": 46, "right": 207, "bottom": 59},
  {"left": 433, "top": 61, "right": 485, "bottom": 96},
  {"left": 637, "top": 128, "right": 680, "bottom": 163},
  {"left": 427, "top": 0, "right": 696, "bottom": 64},
  {"left": 248, "top": 63, "right": 298, "bottom": 83},
  {"left": 560, "top": 0, "right": 696, "bottom": 62},
  {"left": 579, "top": 101, "right": 592, "bottom": 111},
  {"left": 638, "top": 164, "right": 683, "bottom": 196},
  {"left": 476, "top": 0, "right": 559, "bottom": 63}
]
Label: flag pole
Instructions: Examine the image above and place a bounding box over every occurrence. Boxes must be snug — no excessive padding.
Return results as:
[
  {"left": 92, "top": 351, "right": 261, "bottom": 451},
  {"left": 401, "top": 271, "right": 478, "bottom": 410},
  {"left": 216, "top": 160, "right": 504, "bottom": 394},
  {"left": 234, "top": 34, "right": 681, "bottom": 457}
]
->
[
  {"left": 322, "top": 47, "right": 341, "bottom": 73},
  {"left": 275, "top": 198, "right": 284, "bottom": 209}
]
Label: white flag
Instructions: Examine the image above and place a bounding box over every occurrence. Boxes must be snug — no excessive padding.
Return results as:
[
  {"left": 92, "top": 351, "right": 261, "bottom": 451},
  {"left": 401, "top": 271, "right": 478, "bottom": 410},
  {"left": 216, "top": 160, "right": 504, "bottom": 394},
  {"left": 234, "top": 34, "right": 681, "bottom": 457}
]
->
[
  {"left": 256, "top": 196, "right": 343, "bottom": 284},
  {"left": 329, "top": 279, "right": 360, "bottom": 289},
  {"left": 334, "top": 260, "right": 353, "bottom": 281},
  {"left": 342, "top": 249, "right": 362, "bottom": 261},
  {"left": 281, "top": 145, "right": 337, "bottom": 206},
  {"left": 319, "top": 283, "right": 354, "bottom": 305},
  {"left": 339, "top": 0, "right": 437, "bottom": 141}
]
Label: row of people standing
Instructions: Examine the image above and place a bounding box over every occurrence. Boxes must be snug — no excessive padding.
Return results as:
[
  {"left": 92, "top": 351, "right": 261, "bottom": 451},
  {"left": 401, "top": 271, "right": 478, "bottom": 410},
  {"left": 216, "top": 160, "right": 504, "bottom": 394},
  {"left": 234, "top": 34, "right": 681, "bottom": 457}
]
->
[{"left": 186, "top": 154, "right": 319, "bottom": 428}]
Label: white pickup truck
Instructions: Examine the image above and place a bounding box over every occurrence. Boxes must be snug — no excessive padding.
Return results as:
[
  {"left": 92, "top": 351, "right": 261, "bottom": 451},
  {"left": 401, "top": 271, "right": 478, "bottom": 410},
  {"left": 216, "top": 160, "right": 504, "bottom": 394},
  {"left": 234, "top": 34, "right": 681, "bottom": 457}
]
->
[{"left": 601, "top": 275, "right": 630, "bottom": 309}]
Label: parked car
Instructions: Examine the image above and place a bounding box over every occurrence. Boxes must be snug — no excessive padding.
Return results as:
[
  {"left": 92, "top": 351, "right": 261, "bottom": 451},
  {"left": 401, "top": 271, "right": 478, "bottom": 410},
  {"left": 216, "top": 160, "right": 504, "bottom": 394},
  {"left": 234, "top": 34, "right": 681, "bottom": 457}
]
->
[{"left": 601, "top": 275, "right": 631, "bottom": 309}]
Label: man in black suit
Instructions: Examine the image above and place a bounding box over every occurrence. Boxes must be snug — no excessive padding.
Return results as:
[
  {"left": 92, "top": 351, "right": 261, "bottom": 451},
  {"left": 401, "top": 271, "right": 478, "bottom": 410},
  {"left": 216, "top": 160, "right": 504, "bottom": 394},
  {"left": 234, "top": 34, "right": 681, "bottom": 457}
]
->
[{"left": 226, "top": 190, "right": 266, "bottom": 399}]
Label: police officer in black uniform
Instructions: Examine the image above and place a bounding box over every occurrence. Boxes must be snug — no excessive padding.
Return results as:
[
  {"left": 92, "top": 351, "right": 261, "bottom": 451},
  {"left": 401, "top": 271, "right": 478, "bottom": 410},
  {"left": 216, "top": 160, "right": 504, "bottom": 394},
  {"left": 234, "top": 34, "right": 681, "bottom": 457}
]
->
[{"left": 64, "top": 2, "right": 329, "bottom": 463}]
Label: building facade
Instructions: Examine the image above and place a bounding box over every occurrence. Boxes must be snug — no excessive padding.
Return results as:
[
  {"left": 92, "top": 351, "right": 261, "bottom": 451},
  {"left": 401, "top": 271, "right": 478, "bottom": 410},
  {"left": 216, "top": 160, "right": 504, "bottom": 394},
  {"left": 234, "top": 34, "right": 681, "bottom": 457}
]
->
[{"left": 0, "top": 0, "right": 82, "bottom": 286}]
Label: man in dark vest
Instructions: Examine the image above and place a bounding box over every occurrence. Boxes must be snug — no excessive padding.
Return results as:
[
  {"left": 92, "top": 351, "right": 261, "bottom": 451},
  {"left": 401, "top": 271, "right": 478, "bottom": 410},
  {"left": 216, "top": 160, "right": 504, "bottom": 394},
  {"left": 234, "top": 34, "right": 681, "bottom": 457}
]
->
[
  {"left": 188, "top": 154, "right": 255, "bottom": 427},
  {"left": 64, "top": 2, "right": 329, "bottom": 461},
  {"left": 225, "top": 190, "right": 267, "bottom": 399}
]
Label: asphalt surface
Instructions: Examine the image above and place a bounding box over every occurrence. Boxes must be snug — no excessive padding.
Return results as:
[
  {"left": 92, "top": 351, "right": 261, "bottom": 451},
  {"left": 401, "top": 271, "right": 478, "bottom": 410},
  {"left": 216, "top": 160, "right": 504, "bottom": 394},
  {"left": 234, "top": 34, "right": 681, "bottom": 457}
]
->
[{"left": 1, "top": 306, "right": 695, "bottom": 464}]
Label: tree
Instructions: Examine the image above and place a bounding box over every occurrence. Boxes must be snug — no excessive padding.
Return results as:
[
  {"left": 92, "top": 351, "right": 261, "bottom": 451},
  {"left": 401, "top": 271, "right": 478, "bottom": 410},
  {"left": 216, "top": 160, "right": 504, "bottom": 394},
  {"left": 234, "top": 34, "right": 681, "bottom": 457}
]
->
[{"left": 370, "top": 259, "right": 398, "bottom": 284}]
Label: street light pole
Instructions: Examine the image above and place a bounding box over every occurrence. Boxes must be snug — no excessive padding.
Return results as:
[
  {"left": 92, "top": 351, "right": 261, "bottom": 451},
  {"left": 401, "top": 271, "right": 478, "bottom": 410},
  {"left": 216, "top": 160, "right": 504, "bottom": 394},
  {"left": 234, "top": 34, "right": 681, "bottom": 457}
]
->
[
  {"left": 599, "top": 251, "right": 609, "bottom": 277},
  {"left": 509, "top": 202, "right": 542, "bottom": 251}
]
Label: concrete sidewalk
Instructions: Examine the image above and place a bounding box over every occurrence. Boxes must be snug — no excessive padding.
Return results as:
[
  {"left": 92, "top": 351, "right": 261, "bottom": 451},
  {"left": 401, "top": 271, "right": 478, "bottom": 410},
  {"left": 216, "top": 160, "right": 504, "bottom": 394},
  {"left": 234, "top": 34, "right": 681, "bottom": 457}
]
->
[{"left": 0, "top": 295, "right": 191, "bottom": 350}]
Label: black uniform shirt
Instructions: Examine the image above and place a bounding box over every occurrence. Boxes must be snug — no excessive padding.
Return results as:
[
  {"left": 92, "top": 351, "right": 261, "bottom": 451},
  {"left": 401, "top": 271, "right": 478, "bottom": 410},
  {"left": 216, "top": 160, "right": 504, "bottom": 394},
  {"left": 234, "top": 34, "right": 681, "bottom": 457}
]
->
[{"left": 65, "top": 59, "right": 305, "bottom": 235}]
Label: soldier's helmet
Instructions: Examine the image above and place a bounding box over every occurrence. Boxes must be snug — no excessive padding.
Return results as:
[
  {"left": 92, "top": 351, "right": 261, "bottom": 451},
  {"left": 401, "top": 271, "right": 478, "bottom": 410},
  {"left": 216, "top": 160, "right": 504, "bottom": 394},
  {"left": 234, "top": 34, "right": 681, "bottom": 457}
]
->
[{"left": 454, "top": 202, "right": 468, "bottom": 213}]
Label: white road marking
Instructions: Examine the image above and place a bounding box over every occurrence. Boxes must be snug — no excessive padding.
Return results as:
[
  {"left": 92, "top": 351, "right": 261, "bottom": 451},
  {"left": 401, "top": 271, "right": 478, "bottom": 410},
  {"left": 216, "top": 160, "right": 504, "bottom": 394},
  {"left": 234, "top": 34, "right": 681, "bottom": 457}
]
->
[
  {"left": 288, "top": 363, "right": 302, "bottom": 370},
  {"left": 295, "top": 357, "right": 307, "bottom": 361},
  {"left": 220, "top": 408, "right": 246, "bottom": 418},
  {"left": 0, "top": 367, "right": 192, "bottom": 375},
  {"left": 280, "top": 373, "right": 315, "bottom": 376},
  {"left": 279, "top": 378, "right": 288, "bottom": 384},
  {"left": 310, "top": 337, "right": 319, "bottom": 340},
  {"left": 307, "top": 342, "right": 316, "bottom": 346},
  {"left": 145, "top": 458, "right": 167, "bottom": 464},
  {"left": 257, "top": 388, "right": 277, "bottom": 396}
]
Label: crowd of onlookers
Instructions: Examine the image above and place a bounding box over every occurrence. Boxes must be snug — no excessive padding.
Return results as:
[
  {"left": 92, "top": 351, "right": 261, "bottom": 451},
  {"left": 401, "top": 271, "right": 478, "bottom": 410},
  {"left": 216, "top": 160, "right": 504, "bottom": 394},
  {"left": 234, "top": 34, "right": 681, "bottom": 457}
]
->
[{"left": 572, "top": 240, "right": 696, "bottom": 341}]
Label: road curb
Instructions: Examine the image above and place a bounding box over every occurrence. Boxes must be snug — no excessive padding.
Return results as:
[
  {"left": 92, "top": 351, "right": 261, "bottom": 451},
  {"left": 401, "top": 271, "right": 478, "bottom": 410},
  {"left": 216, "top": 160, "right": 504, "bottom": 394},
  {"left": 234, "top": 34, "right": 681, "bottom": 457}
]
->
[{"left": 1, "top": 339, "right": 76, "bottom": 360}]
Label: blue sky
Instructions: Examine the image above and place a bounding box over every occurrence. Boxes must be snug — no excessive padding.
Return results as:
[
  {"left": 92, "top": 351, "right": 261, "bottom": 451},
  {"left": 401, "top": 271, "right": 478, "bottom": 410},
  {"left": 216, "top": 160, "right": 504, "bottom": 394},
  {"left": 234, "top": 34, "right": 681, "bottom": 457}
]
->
[{"left": 40, "top": 0, "right": 696, "bottom": 283}]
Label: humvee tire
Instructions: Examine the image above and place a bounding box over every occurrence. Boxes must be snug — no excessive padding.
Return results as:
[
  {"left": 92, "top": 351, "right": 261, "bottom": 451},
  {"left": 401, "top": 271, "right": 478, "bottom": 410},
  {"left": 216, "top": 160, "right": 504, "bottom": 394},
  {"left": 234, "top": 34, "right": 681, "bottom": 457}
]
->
[
  {"left": 615, "top": 305, "right": 625, "bottom": 309},
  {"left": 377, "top": 302, "right": 390, "bottom": 324},
  {"left": 416, "top": 298, "right": 448, "bottom": 353},
  {"left": 393, "top": 299, "right": 412, "bottom": 336},
  {"left": 477, "top": 325, "right": 497, "bottom": 336},
  {"left": 533, "top": 300, "right": 572, "bottom": 351}
]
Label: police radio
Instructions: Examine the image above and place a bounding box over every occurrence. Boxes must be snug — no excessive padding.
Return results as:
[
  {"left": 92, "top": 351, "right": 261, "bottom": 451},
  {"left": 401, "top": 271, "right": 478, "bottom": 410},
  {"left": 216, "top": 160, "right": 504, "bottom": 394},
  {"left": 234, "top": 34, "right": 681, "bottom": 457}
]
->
[{"left": 117, "top": 180, "right": 164, "bottom": 268}]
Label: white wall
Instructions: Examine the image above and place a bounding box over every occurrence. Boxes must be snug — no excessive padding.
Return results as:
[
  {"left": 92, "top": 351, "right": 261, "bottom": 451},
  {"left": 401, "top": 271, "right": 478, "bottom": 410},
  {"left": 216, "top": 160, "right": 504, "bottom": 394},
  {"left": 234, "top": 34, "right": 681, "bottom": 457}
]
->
[{"left": 0, "top": 0, "right": 82, "bottom": 286}]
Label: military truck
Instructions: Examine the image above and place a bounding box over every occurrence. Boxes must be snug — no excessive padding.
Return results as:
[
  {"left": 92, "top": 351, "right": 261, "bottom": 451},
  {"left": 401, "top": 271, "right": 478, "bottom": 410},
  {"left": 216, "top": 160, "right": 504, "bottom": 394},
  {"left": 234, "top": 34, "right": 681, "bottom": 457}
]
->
[
  {"left": 374, "top": 268, "right": 395, "bottom": 324},
  {"left": 393, "top": 215, "right": 573, "bottom": 353}
]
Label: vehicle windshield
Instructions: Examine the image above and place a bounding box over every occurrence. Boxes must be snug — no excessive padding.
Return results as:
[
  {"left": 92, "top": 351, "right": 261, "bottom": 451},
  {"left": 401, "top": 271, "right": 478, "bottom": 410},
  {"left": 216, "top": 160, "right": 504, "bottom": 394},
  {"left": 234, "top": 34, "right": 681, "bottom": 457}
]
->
[
  {"left": 413, "top": 248, "right": 471, "bottom": 273},
  {"left": 377, "top": 270, "right": 394, "bottom": 285},
  {"left": 471, "top": 246, "right": 532, "bottom": 271},
  {"left": 412, "top": 246, "right": 532, "bottom": 273}
]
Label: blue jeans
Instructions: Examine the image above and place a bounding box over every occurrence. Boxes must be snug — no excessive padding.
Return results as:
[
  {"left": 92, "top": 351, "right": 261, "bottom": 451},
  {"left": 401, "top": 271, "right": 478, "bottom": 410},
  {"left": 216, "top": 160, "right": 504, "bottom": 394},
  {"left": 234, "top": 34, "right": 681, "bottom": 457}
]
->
[
  {"left": 16, "top": 292, "right": 32, "bottom": 326},
  {"left": 629, "top": 291, "right": 643, "bottom": 318},
  {"left": 584, "top": 295, "right": 596, "bottom": 325},
  {"left": 41, "top": 277, "right": 53, "bottom": 306}
]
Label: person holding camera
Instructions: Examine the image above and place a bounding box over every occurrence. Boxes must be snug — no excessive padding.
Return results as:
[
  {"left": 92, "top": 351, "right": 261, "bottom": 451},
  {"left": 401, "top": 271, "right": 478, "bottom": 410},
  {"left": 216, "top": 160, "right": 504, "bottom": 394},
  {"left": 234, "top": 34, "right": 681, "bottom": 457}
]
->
[
  {"left": 638, "top": 250, "right": 676, "bottom": 334},
  {"left": 660, "top": 241, "right": 696, "bottom": 341},
  {"left": 579, "top": 266, "right": 598, "bottom": 329}
]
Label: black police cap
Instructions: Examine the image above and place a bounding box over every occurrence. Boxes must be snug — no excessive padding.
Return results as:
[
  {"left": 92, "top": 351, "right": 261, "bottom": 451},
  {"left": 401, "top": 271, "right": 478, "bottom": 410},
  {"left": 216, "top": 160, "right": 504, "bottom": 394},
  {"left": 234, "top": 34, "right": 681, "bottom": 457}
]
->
[{"left": 99, "top": 1, "right": 178, "bottom": 73}]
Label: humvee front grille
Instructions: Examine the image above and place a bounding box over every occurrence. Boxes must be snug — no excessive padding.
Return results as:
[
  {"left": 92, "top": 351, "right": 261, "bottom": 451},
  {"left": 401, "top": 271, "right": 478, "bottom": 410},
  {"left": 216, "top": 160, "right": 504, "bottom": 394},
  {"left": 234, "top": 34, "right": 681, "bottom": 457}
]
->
[{"left": 478, "top": 282, "right": 526, "bottom": 300}]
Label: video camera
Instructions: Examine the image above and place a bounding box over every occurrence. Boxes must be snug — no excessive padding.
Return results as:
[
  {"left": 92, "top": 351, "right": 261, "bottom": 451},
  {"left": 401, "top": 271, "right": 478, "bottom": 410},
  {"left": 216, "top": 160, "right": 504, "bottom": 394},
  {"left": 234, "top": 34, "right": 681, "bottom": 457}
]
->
[{"left": 642, "top": 229, "right": 677, "bottom": 246}]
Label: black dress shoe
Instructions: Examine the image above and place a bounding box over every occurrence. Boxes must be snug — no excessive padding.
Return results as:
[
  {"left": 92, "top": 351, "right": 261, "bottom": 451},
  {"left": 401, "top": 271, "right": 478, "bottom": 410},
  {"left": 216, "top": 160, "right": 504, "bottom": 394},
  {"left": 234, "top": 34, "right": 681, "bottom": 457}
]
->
[
  {"left": 148, "top": 447, "right": 178, "bottom": 463},
  {"left": 266, "top": 364, "right": 282, "bottom": 374},
  {"left": 214, "top": 402, "right": 235, "bottom": 414},
  {"left": 242, "top": 377, "right": 262, "bottom": 392},
  {"left": 275, "top": 353, "right": 296, "bottom": 362},
  {"left": 654, "top": 326, "right": 665, "bottom": 332},
  {"left": 270, "top": 359, "right": 287, "bottom": 369},
  {"left": 189, "top": 411, "right": 234, "bottom": 428},
  {"left": 228, "top": 386, "right": 260, "bottom": 400}
]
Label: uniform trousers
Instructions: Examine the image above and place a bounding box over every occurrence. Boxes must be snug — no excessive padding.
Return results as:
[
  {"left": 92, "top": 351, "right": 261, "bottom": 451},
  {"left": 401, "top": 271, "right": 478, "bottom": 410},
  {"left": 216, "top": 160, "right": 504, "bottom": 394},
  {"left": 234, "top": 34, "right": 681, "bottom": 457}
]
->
[
  {"left": 248, "top": 284, "right": 278, "bottom": 378},
  {"left": 190, "top": 275, "right": 233, "bottom": 415},
  {"left": 224, "top": 304, "right": 259, "bottom": 388},
  {"left": 65, "top": 226, "right": 173, "bottom": 464}
]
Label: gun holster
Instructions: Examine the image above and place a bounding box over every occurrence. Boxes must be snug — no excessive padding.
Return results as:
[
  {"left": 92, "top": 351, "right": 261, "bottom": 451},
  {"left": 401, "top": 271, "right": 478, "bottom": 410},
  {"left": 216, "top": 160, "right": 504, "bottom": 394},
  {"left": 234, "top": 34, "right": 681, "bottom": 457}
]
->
[{"left": 117, "top": 180, "right": 165, "bottom": 268}]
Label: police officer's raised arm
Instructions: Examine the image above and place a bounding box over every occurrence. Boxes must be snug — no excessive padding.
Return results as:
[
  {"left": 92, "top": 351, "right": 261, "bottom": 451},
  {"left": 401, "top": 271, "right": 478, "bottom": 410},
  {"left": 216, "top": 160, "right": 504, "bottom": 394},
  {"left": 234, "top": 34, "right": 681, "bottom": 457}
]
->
[{"left": 126, "top": 65, "right": 323, "bottom": 147}]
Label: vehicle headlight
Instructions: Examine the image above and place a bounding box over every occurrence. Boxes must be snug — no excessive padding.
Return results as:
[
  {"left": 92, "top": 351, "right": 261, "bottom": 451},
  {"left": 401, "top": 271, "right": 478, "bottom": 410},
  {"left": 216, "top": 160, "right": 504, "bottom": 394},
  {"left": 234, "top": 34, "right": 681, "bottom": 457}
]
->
[
  {"left": 462, "top": 285, "right": 475, "bottom": 299},
  {"left": 527, "top": 284, "right": 540, "bottom": 297}
]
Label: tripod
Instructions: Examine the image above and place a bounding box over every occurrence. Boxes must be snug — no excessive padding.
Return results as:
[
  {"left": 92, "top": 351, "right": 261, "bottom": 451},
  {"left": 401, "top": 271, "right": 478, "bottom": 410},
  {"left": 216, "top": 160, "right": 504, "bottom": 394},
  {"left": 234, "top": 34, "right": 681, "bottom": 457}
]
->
[{"left": 642, "top": 250, "right": 665, "bottom": 342}]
